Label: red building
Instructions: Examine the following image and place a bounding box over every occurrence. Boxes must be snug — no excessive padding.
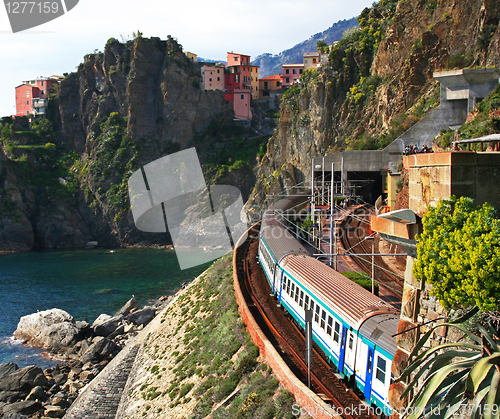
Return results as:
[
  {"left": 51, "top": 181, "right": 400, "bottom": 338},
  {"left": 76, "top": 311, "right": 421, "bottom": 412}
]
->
[
  {"left": 15, "top": 76, "right": 62, "bottom": 117},
  {"left": 224, "top": 53, "right": 254, "bottom": 120}
]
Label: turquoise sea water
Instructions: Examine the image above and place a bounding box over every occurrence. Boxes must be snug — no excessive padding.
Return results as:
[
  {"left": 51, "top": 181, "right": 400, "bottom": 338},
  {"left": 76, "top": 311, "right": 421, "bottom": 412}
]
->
[{"left": 0, "top": 248, "right": 212, "bottom": 368}]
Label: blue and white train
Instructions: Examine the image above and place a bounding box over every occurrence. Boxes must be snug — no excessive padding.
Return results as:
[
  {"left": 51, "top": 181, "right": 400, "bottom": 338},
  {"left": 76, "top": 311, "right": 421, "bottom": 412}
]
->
[{"left": 257, "top": 201, "right": 399, "bottom": 416}]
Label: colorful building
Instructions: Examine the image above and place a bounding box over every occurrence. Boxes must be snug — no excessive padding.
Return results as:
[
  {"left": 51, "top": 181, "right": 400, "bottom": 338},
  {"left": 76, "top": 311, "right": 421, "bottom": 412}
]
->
[
  {"left": 258, "top": 75, "right": 282, "bottom": 100},
  {"left": 281, "top": 64, "right": 304, "bottom": 87},
  {"left": 224, "top": 52, "right": 257, "bottom": 120},
  {"left": 186, "top": 52, "right": 197, "bottom": 62},
  {"left": 15, "top": 76, "right": 62, "bottom": 117},
  {"left": 201, "top": 64, "right": 225, "bottom": 90},
  {"left": 303, "top": 52, "right": 320, "bottom": 70}
]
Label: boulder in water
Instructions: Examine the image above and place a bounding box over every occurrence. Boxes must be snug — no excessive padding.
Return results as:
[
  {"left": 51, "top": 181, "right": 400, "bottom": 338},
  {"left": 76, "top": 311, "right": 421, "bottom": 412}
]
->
[
  {"left": 0, "top": 366, "right": 48, "bottom": 393},
  {"left": 13, "top": 309, "right": 81, "bottom": 349},
  {"left": 126, "top": 306, "right": 156, "bottom": 326}
]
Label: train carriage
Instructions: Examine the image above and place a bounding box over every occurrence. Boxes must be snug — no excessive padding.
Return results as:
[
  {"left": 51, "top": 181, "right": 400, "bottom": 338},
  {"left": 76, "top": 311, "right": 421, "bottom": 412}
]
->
[{"left": 257, "top": 201, "right": 399, "bottom": 416}]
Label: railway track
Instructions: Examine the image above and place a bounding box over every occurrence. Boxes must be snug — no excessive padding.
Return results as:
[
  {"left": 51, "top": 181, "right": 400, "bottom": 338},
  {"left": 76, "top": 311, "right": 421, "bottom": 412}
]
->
[
  {"left": 235, "top": 227, "right": 376, "bottom": 419},
  {"left": 340, "top": 206, "right": 404, "bottom": 298}
]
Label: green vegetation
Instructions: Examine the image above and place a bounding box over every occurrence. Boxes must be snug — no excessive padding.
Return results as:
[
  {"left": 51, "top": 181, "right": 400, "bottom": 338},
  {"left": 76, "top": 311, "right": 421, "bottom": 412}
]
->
[
  {"left": 413, "top": 196, "right": 500, "bottom": 311},
  {"left": 340, "top": 271, "right": 379, "bottom": 295},
  {"left": 194, "top": 116, "right": 269, "bottom": 184},
  {"left": 140, "top": 254, "right": 296, "bottom": 418},
  {"left": 400, "top": 307, "right": 500, "bottom": 419}
]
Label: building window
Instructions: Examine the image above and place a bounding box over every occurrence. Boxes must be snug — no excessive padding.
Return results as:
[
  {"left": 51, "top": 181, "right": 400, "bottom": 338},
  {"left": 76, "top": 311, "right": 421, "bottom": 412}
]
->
[
  {"left": 217, "top": 69, "right": 220, "bottom": 73},
  {"left": 26, "top": 91, "right": 29, "bottom": 97},
  {"left": 376, "top": 357, "right": 387, "bottom": 384},
  {"left": 26, "top": 101, "right": 29, "bottom": 105},
  {"left": 209, "top": 78, "right": 212, "bottom": 82},
  {"left": 293, "top": 69, "right": 297, "bottom": 74},
  {"left": 285, "top": 69, "right": 290, "bottom": 74},
  {"left": 300, "top": 69, "right": 303, "bottom": 74},
  {"left": 234, "top": 57, "right": 238, "bottom": 61},
  {"left": 313, "top": 58, "right": 317, "bottom": 63},
  {"left": 286, "top": 78, "right": 290, "bottom": 83},
  {"left": 217, "top": 77, "right": 220, "bottom": 81},
  {"left": 41, "top": 80, "right": 44, "bottom": 86},
  {"left": 241, "top": 94, "right": 244, "bottom": 100},
  {"left": 305, "top": 59, "right": 308, "bottom": 64}
]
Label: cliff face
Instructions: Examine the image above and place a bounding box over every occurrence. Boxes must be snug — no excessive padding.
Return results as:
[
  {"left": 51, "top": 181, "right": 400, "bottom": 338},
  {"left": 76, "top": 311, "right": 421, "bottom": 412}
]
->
[
  {"left": 247, "top": 0, "right": 500, "bottom": 212},
  {"left": 0, "top": 36, "right": 252, "bottom": 251}
]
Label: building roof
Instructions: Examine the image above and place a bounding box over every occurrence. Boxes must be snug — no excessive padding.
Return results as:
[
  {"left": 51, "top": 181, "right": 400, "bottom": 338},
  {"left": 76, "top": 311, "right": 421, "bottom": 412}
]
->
[
  {"left": 260, "top": 75, "right": 282, "bottom": 80},
  {"left": 303, "top": 52, "right": 320, "bottom": 57},
  {"left": 282, "top": 63, "right": 304, "bottom": 67},
  {"left": 227, "top": 52, "right": 250, "bottom": 57}
]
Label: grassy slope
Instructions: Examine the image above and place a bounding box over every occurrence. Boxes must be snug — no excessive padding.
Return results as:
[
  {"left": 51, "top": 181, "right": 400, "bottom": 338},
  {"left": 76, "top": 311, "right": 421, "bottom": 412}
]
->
[{"left": 125, "top": 253, "right": 299, "bottom": 419}]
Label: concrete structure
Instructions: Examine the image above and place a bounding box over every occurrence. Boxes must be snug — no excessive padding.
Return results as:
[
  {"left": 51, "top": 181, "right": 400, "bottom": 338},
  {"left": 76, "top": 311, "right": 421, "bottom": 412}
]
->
[
  {"left": 201, "top": 64, "right": 224, "bottom": 90},
  {"left": 303, "top": 52, "right": 320, "bottom": 70},
  {"left": 312, "top": 141, "right": 402, "bottom": 203},
  {"left": 15, "top": 76, "right": 61, "bottom": 117},
  {"left": 281, "top": 64, "right": 304, "bottom": 87},
  {"left": 185, "top": 51, "right": 197, "bottom": 62},
  {"left": 406, "top": 151, "right": 500, "bottom": 215},
  {"left": 399, "top": 68, "right": 499, "bottom": 147},
  {"left": 258, "top": 75, "right": 282, "bottom": 100}
]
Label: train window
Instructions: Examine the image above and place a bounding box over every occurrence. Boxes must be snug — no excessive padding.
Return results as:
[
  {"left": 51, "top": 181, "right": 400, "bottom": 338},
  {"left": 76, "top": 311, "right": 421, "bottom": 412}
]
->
[
  {"left": 299, "top": 291, "right": 304, "bottom": 307},
  {"left": 321, "top": 311, "right": 326, "bottom": 329},
  {"left": 314, "top": 305, "right": 320, "bottom": 323},
  {"left": 334, "top": 322, "right": 340, "bottom": 343},
  {"left": 326, "top": 316, "right": 333, "bottom": 337},
  {"left": 348, "top": 333, "right": 354, "bottom": 350},
  {"left": 376, "top": 356, "right": 387, "bottom": 384},
  {"left": 286, "top": 278, "right": 291, "bottom": 294},
  {"left": 291, "top": 283, "right": 295, "bottom": 300},
  {"left": 310, "top": 300, "right": 315, "bottom": 312},
  {"left": 305, "top": 295, "right": 309, "bottom": 308},
  {"left": 294, "top": 287, "right": 299, "bottom": 303}
]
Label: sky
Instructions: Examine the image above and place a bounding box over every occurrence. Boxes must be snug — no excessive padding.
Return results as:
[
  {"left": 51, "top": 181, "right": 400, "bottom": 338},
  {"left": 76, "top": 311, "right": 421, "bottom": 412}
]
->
[{"left": 0, "top": 0, "right": 374, "bottom": 117}]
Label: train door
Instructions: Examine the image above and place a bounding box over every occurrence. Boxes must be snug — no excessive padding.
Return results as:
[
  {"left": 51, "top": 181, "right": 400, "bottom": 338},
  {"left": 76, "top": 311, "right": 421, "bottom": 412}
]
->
[
  {"left": 364, "top": 347, "right": 374, "bottom": 402},
  {"left": 344, "top": 330, "right": 357, "bottom": 377},
  {"left": 338, "top": 326, "right": 348, "bottom": 375}
]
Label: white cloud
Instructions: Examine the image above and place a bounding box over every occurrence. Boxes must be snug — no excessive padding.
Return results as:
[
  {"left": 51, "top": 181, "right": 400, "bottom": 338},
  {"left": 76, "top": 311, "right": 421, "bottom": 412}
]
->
[{"left": 0, "top": 0, "right": 373, "bottom": 116}]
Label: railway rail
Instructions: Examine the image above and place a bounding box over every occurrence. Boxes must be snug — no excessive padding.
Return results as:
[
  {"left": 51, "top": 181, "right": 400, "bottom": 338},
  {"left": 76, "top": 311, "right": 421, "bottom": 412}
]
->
[
  {"left": 235, "top": 226, "right": 377, "bottom": 419},
  {"left": 340, "top": 206, "right": 404, "bottom": 298}
]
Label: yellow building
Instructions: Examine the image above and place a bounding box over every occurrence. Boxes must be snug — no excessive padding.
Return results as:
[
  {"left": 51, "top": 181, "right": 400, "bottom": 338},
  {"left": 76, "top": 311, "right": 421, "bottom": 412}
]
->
[{"left": 186, "top": 52, "right": 197, "bottom": 63}]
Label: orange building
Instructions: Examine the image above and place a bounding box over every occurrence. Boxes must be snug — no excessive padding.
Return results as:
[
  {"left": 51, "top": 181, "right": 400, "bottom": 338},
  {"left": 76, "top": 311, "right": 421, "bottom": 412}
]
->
[{"left": 259, "top": 75, "right": 282, "bottom": 99}]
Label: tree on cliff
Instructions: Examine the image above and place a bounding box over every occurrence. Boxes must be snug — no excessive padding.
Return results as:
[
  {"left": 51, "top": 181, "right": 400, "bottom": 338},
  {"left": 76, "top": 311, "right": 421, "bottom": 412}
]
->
[{"left": 413, "top": 196, "right": 500, "bottom": 312}]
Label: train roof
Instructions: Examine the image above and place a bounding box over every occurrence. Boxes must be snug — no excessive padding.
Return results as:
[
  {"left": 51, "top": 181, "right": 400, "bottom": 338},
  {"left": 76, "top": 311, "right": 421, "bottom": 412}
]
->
[
  {"left": 358, "top": 313, "right": 399, "bottom": 357},
  {"left": 280, "top": 254, "right": 399, "bottom": 330},
  {"left": 260, "top": 221, "right": 309, "bottom": 263}
]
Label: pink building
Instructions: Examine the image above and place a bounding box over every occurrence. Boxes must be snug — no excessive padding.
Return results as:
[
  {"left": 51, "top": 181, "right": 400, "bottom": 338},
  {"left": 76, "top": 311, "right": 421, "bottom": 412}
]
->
[
  {"left": 201, "top": 64, "right": 224, "bottom": 90},
  {"left": 15, "top": 76, "right": 62, "bottom": 117},
  {"left": 281, "top": 64, "right": 304, "bottom": 87}
]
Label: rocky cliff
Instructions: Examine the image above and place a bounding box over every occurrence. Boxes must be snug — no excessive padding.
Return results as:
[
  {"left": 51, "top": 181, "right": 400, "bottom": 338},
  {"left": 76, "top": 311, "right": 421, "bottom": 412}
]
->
[
  {"left": 0, "top": 36, "right": 264, "bottom": 251},
  {"left": 247, "top": 0, "right": 500, "bottom": 212}
]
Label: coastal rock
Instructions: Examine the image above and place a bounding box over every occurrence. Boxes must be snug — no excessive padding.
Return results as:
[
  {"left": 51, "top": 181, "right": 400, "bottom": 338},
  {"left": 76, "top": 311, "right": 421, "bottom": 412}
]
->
[
  {"left": 93, "top": 315, "right": 123, "bottom": 337},
  {"left": 114, "top": 296, "right": 139, "bottom": 317},
  {"left": 1, "top": 400, "right": 42, "bottom": 416},
  {"left": 0, "top": 364, "right": 19, "bottom": 381},
  {"left": 0, "top": 391, "right": 23, "bottom": 403},
  {"left": 44, "top": 405, "right": 66, "bottom": 418},
  {"left": 0, "top": 413, "right": 30, "bottom": 419},
  {"left": 0, "top": 366, "right": 48, "bottom": 393},
  {"left": 92, "top": 314, "right": 112, "bottom": 328},
  {"left": 80, "top": 337, "right": 117, "bottom": 364},
  {"left": 126, "top": 306, "right": 156, "bottom": 326},
  {"left": 13, "top": 309, "right": 81, "bottom": 349},
  {"left": 24, "top": 386, "right": 44, "bottom": 401}
]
